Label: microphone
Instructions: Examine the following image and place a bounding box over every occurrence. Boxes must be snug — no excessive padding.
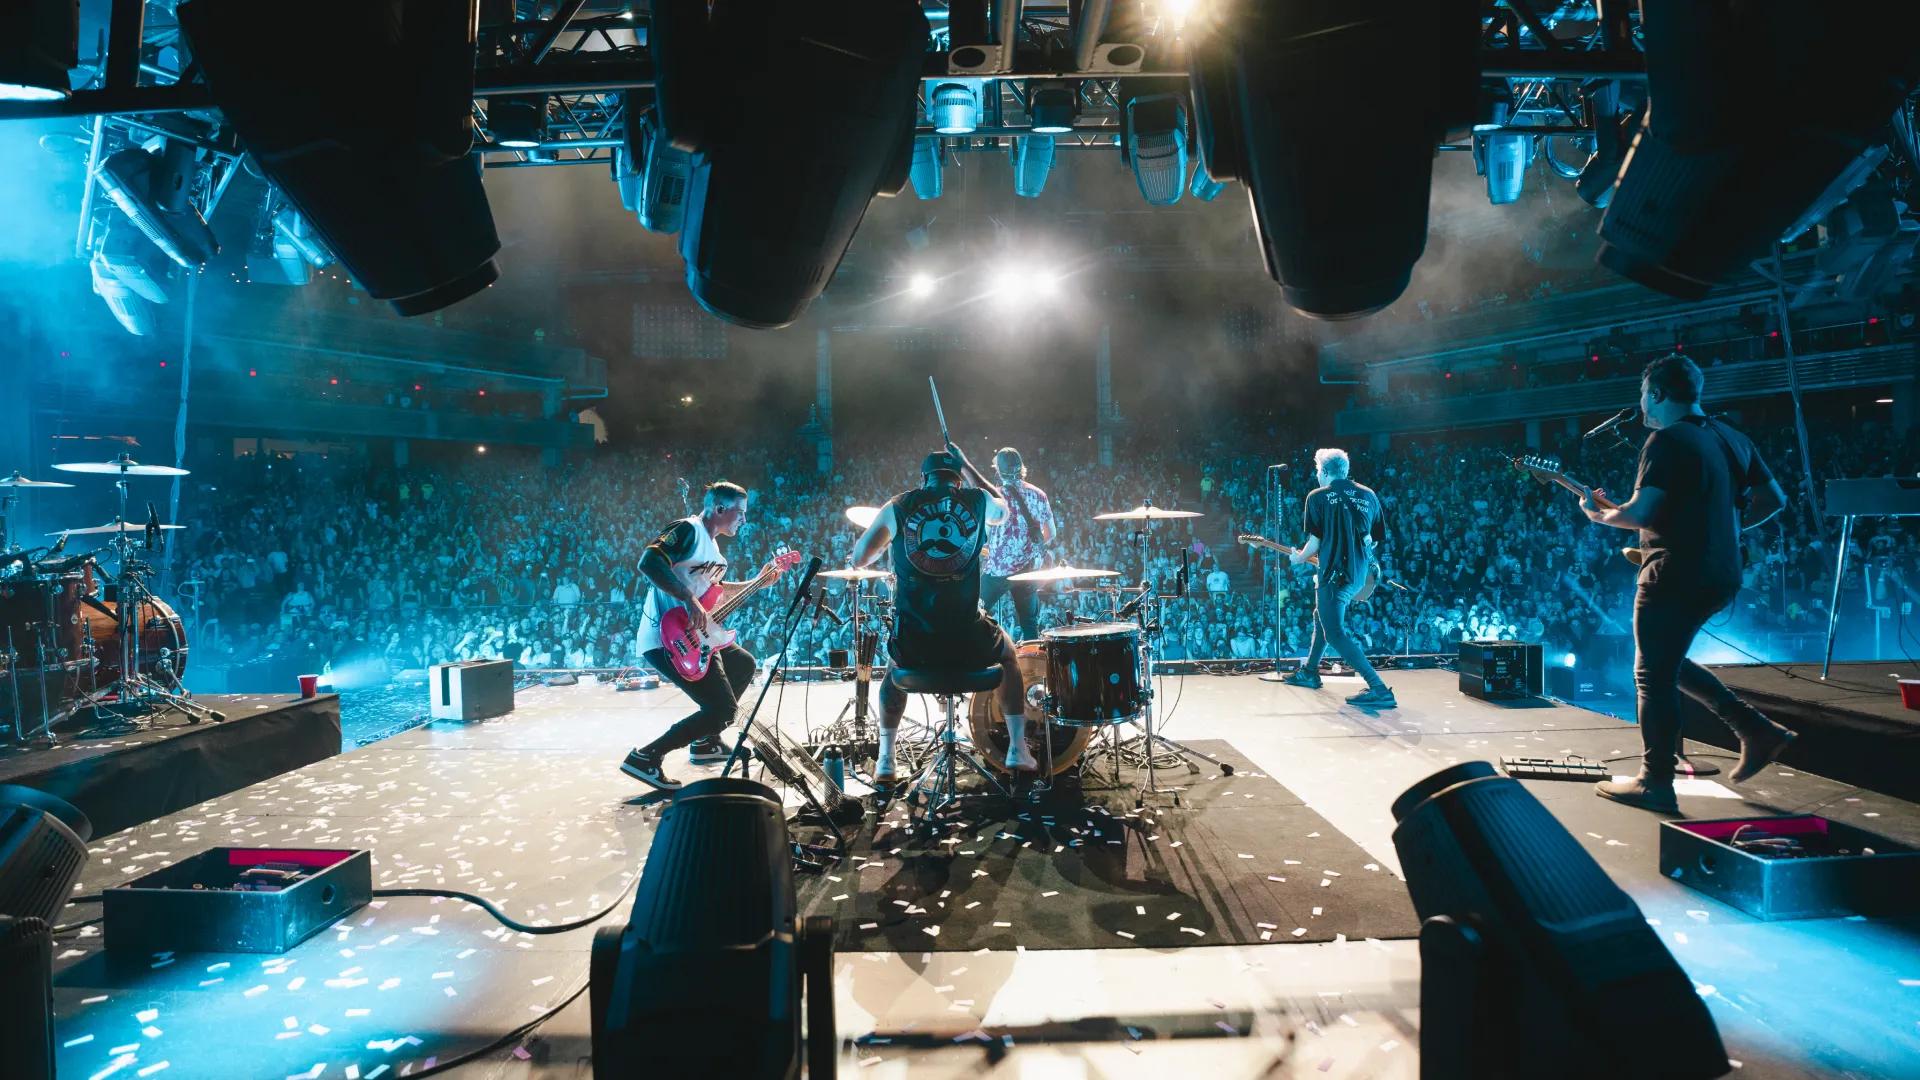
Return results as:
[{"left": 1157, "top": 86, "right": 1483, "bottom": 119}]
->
[
  {"left": 808, "top": 584, "right": 844, "bottom": 626},
  {"left": 48, "top": 532, "right": 67, "bottom": 556},
  {"left": 1583, "top": 405, "right": 1638, "bottom": 441},
  {"left": 791, "top": 555, "right": 823, "bottom": 614},
  {"left": 145, "top": 501, "right": 161, "bottom": 550}
]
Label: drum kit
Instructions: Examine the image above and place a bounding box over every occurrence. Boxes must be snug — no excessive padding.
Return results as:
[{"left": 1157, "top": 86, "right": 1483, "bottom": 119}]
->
[
  {"left": 1, "top": 454, "right": 216, "bottom": 747},
  {"left": 826, "top": 497, "right": 1231, "bottom": 806}
]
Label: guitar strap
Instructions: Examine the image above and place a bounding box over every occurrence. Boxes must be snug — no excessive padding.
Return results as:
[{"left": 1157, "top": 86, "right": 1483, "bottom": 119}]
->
[{"left": 1699, "top": 416, "right": 1753, "bottom": 513}]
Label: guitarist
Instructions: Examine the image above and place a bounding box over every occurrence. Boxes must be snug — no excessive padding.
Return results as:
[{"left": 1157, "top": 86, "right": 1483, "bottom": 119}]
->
[
  {"left": 979, "top": 446, "right": 1056, "bottom": 641},
  {"left": 1576, "top": 354, "right": 1794, "bottom": 813},
  {"left": 623, "top": 481, "right": 787, "bottom": 791},
  {"left": 1282, "top": 448, "right": 1396, "bottom": 709},
  {"left": 850, "top": 445, "right": 1038, "bottom": 785}
]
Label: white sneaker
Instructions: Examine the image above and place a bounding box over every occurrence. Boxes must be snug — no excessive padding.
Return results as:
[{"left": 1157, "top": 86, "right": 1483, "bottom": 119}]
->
[
  {"left": 873, "top": 754, "right": 900, "bottom": 785},
  {"left": 1005, "top": 744, "right": 1041, "bottom": 773}
]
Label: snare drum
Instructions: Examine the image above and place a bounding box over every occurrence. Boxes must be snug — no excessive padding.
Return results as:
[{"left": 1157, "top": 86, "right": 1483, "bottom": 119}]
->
[
  {"left": 1041, "top": 622, "right": 1144, "bottom": 727},
  {"left": 967, "top": 639, "right": 1093, "bottom": 776}
]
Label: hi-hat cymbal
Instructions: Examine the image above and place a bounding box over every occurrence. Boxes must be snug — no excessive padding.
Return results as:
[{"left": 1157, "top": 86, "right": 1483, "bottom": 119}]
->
[
  {"left": 53, "top": 455, "right": 190, "bottom": 477},
  {"left": 845, "top": 505, "right": 881, "bottom": 530},
  {"left": 0, "top": 472, "right": 75, "bottom": 489},
  {"left": 50, "top": 522, "right": 187, "bottom": 537},
  {"left": 1093, "top": 504, "right": 1203, "bottom": 521},
  {"left": 819, "top": 567, "right": 892, "bottom": 581},
  {"left": 1007, "top": 564, "right": 1121, "bottom": 583}
]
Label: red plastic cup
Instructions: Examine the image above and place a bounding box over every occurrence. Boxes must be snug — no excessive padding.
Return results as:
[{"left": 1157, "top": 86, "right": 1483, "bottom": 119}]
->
[
  {"left": 1900, "top": 679, "right": 1920, "bottom": 711},
  {"left": 298, "top": 674, "right": 320, "bottom": 699}
]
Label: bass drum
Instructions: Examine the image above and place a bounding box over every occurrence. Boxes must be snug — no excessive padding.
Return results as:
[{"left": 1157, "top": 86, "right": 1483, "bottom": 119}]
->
[
  {"left": 967, "top": 639, "right": 1092, "bottom": 777},
  {"left": 79, "top": 592, "right": 189, "bottom": 687}
]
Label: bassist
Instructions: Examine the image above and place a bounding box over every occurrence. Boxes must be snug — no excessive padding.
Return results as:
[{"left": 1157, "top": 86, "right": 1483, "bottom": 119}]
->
[
  {"left": 623, "top": 481, "right": 788, "bottom": 791},
  {"left": 1282, "top": 449, "right": 1396, "bottom": 709}
]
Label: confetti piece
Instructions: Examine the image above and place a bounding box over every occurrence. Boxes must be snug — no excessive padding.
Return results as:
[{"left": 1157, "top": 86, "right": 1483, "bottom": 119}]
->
[
  {"left": 1292, "top": 928, "right": 1308, "bottom": 938},
  {"left": 1041, "top": 891, "right": 1059, "bottom": 898},
  {"left": 135, "top": 1064, "right": 169, "bottom": 1078},
  {"left": 64, "top": 1035, "right": 95, "bottom": 1048},
  {"left": 137, "top": 1009, "right": 160, "bottom": 1024},
  {"left": 82, "top": 996, "right": 108, "bottom": 1005},
  {"left": 1237, "top": 853, "right": 1255, "bottom": 860},
  {"left": 1166, "top": 913, "right": 1182, "bottom": 921},
  {"left": 142, "top": 1026, "right": 162, "bottom": 1038},
  {"left": 923, "top": 926, "right": 941, "bottom": 938},
  {"left": 993, "top": 921, "right": 1012, "bottom": 928},
  {"left": 346, "top": 1009, "right": 371, "bottom": 1017},
  {"left": 1135, "top": 906, "right": 1147, "bottom": 916},
  {"left": 1179, "top": 926, "right": 1205, "bottom": 937}
]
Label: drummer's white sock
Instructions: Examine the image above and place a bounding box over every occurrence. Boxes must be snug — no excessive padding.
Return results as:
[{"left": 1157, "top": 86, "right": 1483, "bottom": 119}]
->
[{"left": 877, "top": 728, "right": 896, "bottom": 772}]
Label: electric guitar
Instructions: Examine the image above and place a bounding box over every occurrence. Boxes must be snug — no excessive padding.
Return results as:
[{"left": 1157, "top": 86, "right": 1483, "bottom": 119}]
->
[
  {"left": 660, "top": 548, "right": 803, "bottom": 680},
  {"left": 1508, "top": 456, "right": 1646, "bottom": 566},
  {"left": 1236, "top": 534, "right": 1383, "bottom": 603}
]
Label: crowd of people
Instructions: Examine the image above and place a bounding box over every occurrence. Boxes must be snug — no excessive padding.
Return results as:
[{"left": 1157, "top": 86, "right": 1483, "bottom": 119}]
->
[{"left": 169, "top": 410, "right": 1918, "bottom": 694}]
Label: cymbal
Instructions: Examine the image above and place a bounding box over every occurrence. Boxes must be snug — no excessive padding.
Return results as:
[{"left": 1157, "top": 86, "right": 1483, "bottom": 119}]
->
[
  {"left": 52, "top": 455, "right": 190, "bottom": 477},
  {"left": 1093, "top": 504, "right": 1203, "bottom": 521},
  {"left": 50, "top": 522, "right": 187, "bottom": 537},
  {"left": 0, "top": 472, "right": 74, "bottom": 489},
  {"left": 845, "top": 505, "right": 881, "bottom": 530},
  {"left": 1007, "top": 564, "right": 1121, "bottom": 583},
  {"left": 819, "top": 567, "right": 891, "bottom": 581}
]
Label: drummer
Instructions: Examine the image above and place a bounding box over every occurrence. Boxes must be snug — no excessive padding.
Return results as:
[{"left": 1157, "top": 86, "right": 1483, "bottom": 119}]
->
[{"left": 849, "top": 443, "right": 1038, "bottom": 785}]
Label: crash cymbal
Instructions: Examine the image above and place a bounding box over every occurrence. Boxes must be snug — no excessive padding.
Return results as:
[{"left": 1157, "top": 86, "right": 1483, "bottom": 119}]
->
[
  {"left": 844, "top": 505, "right": 881, "bottom": 530},
  {"left": 819, "top": 567, "right": 892, "bottom": 581},
  {"left": 1007, "top": 564, "right": 1121, "bottom": 583},
  {"left": 52, "top": 455, "right": 190, "bottom": 477},
  {"left": 1093, "top": 504, "right": 1203, "bottom": 521},
  {"left": 50, "top": 522, "right": 187, "bottom": 537},
  {"left": 0, "top": 472, "right": 75, "bottom": 489}
]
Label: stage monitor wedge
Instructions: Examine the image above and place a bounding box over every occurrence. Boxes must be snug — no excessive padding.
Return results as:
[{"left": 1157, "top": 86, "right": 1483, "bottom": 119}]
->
[
  {"left": 1188, "top": 0, "right": 1481, "bottom": 320},
  {"left": 1391, "top": 763, "right": 1730, "bottom": 1080},
  {"left": 176, "top": 0, "right": 501, "bottom": 317}
]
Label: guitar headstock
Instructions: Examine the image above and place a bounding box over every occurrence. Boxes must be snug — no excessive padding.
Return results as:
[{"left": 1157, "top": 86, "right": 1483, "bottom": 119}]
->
[
  {"left": 766, "top": 548, "right": 804, "bottom": 575},
  {"left": 1510, "top": 455, "right": 1567, "bottom": 486},
  {"left": 1236, "top": 533, "right": 1272, "bottom": 546}
]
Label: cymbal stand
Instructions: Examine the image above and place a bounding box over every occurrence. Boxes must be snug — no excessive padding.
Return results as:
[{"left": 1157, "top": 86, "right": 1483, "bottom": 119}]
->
[
  {"left": 2, "top": 629, "right": 18, "bottom": 743},
  {"left": 63, "top": 466, "right": 219, "bottom": 726},
  {"left": 818, "top": 581, "right": 888, "bottom": 761},
  {"left": 1120, "top": 524, "right": 1231, "bottom": 806}
]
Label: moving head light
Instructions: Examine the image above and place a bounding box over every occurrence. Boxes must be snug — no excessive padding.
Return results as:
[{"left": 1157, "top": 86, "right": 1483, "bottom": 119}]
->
[
  {"left": 97, "top": 140, "right": 220, "bottom": 269},
  {"left": 650, "top": 0, "right": 928, "bottom": 328},
  {"left": 1598, "top": 0, "right": 1920, "bottom": 299},
  {"left": 1189, "top": 0, "right": 1480, "bottom": 320},
  {"left": 177, "top": 0, "right": 502, "bottom": 317}
]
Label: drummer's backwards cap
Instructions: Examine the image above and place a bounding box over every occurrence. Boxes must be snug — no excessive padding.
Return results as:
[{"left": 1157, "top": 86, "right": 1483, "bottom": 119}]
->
[{"left": 921, "top": 451, "right": 964, "bottom": 479}]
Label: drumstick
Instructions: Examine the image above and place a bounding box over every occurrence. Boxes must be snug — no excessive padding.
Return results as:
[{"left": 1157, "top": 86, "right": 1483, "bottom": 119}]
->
[{"left": 928, "top": 376, "right": 950, "bottom": 445}]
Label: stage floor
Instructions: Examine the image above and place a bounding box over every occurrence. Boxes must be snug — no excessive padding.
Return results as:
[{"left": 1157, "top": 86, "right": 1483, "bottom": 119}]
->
[{"left": 46, "top": 670, "right": 1920, "bottom": 1079}]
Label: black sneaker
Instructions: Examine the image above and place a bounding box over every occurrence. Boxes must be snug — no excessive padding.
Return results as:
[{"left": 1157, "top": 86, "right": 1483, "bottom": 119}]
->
[
  {"left": 621, "top": 749, "right": 682, "bottom": 791},
  {"left": 688, "top": 736, "right": 733, "bottom": 766},
  {"left": 1345, "top": 686, "right": 1397, "bottom": 709},
  {"left": 1595, "top": 776, "right": 1679, "bottom": 814},
  {"left": 1282, "top": 668, "right": 1323, "bottom": 689}
]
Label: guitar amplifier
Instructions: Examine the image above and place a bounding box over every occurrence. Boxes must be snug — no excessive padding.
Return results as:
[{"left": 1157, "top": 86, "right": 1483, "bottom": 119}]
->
[
  {"left": 1457, "top": 640, "right": 1543, "bottom": 701},
  {"left": 429, "top": 658, "right": 516, "bottom": 721}
]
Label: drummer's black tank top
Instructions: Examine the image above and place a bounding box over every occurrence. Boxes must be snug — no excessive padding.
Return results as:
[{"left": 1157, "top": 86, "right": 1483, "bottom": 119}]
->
[{"left": 888, "top": 486, "right": 988, "bottom": 640}]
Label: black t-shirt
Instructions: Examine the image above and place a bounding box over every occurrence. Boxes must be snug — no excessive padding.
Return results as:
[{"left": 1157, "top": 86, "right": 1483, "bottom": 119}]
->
[
  {"left": 1303, "top": 479, "right": 1386, "bottom": 583},
  {"left": 888, "top": 486, "right": 991, "bottom": 652},
  {"left": 1634, "top": 415, "right": 1774, "bottom": 593}
]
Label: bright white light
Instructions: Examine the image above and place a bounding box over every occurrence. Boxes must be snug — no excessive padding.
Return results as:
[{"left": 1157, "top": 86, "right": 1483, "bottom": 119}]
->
[
  {"left": 1164, "top": 0, "right": 1200, "bottom": 22},
  {"left": 0, "top": 83, "right": 68, "bottom": 103},
  {"left": 1561, "top": 652, "right": 1577, "bottom": 668},
  {"left": 1875, "top": 397, "right": 1894, "bottom": 404},
  {"left": 1033, "top": 270, "right": 1061, "bottom": 295},
  {"left": 908, "top": 273, "right": 935, "bottom": 298},
  {"left": 477, "top": 445, "right": 488, "bottom": 454}
]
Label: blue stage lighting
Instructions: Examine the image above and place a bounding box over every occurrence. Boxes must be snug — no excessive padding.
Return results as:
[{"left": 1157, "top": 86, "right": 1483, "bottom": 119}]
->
[
  {"left": 1125, "top": 93, "right": 1188, "bottom": 206},
  {"left": 1474, "top": 124, "right": 1534, "bottom": 205},
  {"left": 909, "top": 136, "right": 944, "bottom": 200},
  {"left": 1011, "top": 135, "right": 1055, "bottom": 198},
  {"left": 929, "top": 83, "right": 981, "bottom": 135},
  {"left": 488, "top": 94, "right": 547, "bottom": 149},
  {"left": 1561, "top": 652, "right": 1578, "bottom": 668},
  {"left": 1189, "top": 162, "right": 1226, "bottom": 201},
  {"left": 0, "top": 0, "right": 76, "bottom": 102},
  {"left": 1028, "top": 81, "right": 1078, "bottom": 135}
]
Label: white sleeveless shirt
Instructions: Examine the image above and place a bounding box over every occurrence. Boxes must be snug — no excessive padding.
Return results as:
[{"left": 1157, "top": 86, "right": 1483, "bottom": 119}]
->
[{"left": 635, "top": 514, "right": 729, "bottom": 654}]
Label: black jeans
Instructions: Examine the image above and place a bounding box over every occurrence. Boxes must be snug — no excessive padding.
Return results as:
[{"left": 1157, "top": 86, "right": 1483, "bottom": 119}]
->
[
  {"left": 1633, "top": 580, "right": 1768, "bottom": 781},
  {"left": 980, "top": 573, "right": 1041, "bottom": 641},
  {"left": 640, "top": 644, "right": 756, "bottom": 755},
  {"left": 1303, "top": 568, "right": 1387, "bottom": 692}
]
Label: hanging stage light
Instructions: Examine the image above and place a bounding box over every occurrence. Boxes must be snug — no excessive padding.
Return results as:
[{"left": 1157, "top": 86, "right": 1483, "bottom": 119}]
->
[
  {"left": 1598, "top": 0, "right": 1920, "bottom": 300},
  {"left": 177, "top": 0, "right": 501, "bottom": 317},
  {"left": 650, "top": 0, "right": 928, "bottom": 327},
  {"left": 639, "top": 113, "right": 692, "bottom": 235},
  {"left": 1122, "top": 90, "right": 1188, "bottom": 206},
  {"left": 97, "top": 140, "right": 220, "bottom": 269},
  {"left": 1188, "top": 0, "right": 1480, "bottom": 319},
  {"left": 1473, "top": 128, "right": 1535, "bottom": 206},
  {"left": 1028, "top": 80, "right": 1079, "bottom": 135},
  {"left": 929, "top": 82, "right": 982, "bottom": 136},
  {"left": 272, "top": 208, "right": 333, "bottom": 271},
  {"left": 1011, "top": 134, "right": 1055, "bottom": 198},
  {"left": 909, "top": 136, "right": 944, "bottom": 200},
  {"left": 487, "top": 94, "right": 547, "bottom": 149},
  {"left": 0, "top": 0, "right": 76, "bottom": 102}
]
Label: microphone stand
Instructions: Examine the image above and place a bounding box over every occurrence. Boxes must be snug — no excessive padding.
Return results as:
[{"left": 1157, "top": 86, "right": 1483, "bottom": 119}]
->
[{"left": 721, "top": 565, "right": 847, "bottom": 866}]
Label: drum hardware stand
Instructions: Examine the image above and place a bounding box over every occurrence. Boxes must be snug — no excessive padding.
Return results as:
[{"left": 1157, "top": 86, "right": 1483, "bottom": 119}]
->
[
  {"left": 1118, "top": 526, "right": 1231, "bottom": 806},
  {"left": 901, "top": 692, "right": 1011, "bottom": 833},
  {"left": 61, "top": 467, "right": 220, "bottom": 729}
]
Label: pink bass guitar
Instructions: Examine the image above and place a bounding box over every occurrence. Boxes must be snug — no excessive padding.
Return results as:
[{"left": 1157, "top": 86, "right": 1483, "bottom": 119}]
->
[{"left": 659, "top": 548, "right": 802, "bottom": 680}]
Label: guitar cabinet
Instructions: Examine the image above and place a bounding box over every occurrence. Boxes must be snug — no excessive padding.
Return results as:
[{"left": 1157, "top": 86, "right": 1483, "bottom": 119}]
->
[
  {"left": 1457, "top": 640, "right": 1543, "bottom": 701},
  {"left": 429, "top": 658, "right": 516, "bottom": 721}
]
